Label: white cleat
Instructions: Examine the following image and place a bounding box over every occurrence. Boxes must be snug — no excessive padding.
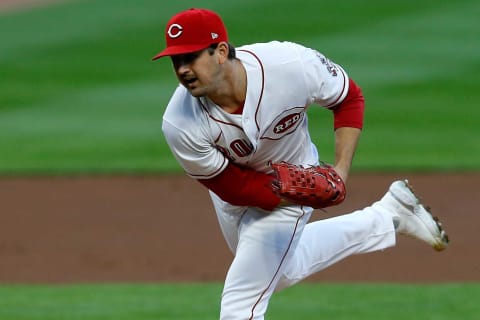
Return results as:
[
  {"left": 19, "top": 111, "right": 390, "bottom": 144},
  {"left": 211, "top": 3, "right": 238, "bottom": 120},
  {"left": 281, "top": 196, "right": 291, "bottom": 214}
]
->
[{"left": 381, "top": 179, "right": 449, "bottom": 251}]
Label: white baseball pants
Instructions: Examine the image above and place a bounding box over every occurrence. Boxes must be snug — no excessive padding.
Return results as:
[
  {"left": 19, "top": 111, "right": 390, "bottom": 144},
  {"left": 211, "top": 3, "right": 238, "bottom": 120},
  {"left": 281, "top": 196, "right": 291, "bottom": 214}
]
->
[{"left": 210, "top": 192, "right": 396, "bottom": 320}]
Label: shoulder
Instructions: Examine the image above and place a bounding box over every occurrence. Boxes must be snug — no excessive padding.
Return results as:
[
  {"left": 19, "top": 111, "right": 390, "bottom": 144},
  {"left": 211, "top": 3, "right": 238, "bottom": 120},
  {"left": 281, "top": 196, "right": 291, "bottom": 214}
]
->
[
  {"left": 237, "top": 41, "right": 311, "bottom": 63},
  {"left": 162, "top": 86, "right": 207, "bottom": 138},
  {"left": 164, "top": 86, "right": 200, "bottom": 124},
  {"left": 237, "top": 41, "right": 327, "bottom": 76},
  {"left": 238, "top": 40, "right": 309, "bottom": 54}
]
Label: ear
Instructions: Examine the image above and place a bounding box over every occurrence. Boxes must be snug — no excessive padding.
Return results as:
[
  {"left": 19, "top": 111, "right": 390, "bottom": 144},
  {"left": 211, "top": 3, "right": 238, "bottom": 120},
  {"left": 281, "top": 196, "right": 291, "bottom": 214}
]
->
[{"left": 217, "top": 42, "right": 229, "bottom": 64}]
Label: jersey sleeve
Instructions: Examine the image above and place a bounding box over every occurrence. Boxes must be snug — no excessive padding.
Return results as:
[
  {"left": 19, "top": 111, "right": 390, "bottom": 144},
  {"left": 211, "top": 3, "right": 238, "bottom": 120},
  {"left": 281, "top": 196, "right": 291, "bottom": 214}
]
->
[
  {"left": 198, "top": 162, "right": 281, "bottom": 211},
  {"left": 300, "top": 46, "right": 350, "bottom": 108},
  {"left": 162, "top": 119, "right": 228, "bottom": 179}
]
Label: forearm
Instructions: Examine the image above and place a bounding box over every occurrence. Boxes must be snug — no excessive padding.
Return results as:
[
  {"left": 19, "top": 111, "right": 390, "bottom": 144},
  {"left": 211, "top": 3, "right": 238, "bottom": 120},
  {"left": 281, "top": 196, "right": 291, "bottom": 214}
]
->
[
  {"left": 197, "top": 162, "right": 281, "bottom": 211},
  {"left": 334, "top": 127, "right": 361, "bottom": 182},
  {"left": 331, "top": 78, "right": 364, "bottom": 182}
]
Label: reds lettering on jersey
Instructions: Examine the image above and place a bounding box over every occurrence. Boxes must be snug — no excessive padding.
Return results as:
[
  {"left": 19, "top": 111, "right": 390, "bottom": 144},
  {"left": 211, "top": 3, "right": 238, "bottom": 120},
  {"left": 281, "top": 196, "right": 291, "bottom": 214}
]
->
[{"left": 162, "top": 41, "right": 349, "bottom": 179}]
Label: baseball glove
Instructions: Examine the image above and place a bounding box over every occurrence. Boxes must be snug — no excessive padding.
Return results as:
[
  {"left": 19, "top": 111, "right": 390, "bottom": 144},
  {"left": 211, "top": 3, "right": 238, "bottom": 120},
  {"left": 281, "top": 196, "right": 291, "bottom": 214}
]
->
[{"left": 270, "top": 161, "right": 346, "bottom": 209}]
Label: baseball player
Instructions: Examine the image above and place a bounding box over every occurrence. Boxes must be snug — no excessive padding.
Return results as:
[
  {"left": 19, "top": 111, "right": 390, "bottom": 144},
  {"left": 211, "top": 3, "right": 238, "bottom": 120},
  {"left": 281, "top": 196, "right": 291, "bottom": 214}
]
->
[{"left": 152, "top": 8, "right": 449, "bottom": 320}]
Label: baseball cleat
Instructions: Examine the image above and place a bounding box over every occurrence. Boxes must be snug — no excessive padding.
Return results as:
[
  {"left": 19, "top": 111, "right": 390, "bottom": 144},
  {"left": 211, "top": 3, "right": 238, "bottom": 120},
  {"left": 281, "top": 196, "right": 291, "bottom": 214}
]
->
[{"left": 382, "top": 180, "right": 449, "bottom": 251}]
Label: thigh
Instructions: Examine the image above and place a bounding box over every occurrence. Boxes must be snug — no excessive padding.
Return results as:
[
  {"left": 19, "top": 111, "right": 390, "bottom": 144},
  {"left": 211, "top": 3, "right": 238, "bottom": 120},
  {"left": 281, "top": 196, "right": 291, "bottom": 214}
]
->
[
  {"left": 209, "top": 191, "right": 246, "bottom": 254},
  {"left": 276, "top": 207, "right": 396, "bottom": 291},
  {"left": 220, "top": 205, "right": 312, "bottom": 319}
]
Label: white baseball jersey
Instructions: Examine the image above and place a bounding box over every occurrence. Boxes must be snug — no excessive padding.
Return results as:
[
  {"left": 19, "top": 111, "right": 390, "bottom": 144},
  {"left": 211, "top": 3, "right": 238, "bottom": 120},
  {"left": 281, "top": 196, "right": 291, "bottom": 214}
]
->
[
  {"left": 162, "top": 41, "right": 349, "bottom": 178},
  {"left": 162, "top": 41, "right": 396, "bottom": 320}
]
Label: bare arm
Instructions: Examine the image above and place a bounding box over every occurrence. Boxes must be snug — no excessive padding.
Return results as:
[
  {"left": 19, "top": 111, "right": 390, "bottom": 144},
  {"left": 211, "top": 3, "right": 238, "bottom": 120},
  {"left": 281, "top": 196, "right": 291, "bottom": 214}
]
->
[
  {"left": 334, "top": 127, "right": 361, "bottom": 182},
  {"left": 330, "top": 78, "right": 365, "bottom": 182}
]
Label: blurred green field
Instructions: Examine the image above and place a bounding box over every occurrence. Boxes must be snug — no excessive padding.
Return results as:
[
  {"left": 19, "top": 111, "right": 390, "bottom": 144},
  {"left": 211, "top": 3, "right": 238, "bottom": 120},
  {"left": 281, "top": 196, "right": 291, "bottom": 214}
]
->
[
  {"left": 1, "top": 283, "right": 479, "bottom": 320},
  {"left": 0, "top": 0, "right": 479, "bottom": 174}
]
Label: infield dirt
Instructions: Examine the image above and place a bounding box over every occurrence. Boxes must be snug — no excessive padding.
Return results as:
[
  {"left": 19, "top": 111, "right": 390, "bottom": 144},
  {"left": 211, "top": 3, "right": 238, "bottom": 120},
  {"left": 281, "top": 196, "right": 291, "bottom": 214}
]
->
[{"left": 0, "top": 173, "right": 478, "bottom": 284}]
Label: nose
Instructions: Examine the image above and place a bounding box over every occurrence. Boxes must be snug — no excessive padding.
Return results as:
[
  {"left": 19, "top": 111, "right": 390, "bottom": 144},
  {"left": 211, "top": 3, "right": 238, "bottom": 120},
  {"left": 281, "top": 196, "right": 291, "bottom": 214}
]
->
[
  {"left": 171, "top": 55, "right": 191, "bottom": 72},
  {"left": 175, "top": 61, "right": 190, "bottom": 74}
]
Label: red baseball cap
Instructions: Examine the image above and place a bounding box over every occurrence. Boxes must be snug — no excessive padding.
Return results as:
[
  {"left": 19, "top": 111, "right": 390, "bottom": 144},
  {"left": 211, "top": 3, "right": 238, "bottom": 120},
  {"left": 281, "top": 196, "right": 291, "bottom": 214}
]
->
[{"left": 152, "top": 8, "right": 228, "bottom": 60}]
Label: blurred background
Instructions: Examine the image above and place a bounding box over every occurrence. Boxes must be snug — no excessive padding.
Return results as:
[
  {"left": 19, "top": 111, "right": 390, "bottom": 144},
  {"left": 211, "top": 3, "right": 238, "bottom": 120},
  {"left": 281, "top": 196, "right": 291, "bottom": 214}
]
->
[{"left": 1, "top": 0, "right": 478, "bottom": 174}]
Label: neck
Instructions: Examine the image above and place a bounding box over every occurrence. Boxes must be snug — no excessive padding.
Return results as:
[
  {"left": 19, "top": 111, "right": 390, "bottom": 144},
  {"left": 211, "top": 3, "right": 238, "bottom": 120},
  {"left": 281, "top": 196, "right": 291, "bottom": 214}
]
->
[{"left": 208, "top": 59, "right": 246, "bottom": 113}]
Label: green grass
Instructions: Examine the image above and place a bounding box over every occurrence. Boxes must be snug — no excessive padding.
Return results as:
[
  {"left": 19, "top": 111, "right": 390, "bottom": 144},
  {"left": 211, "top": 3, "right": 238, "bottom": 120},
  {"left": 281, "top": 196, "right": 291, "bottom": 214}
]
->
[
  {"left": 1, "top": 0, "right": 479, "bottom": 174},
  {"left": 0, "top": 283, "right": 478, "bottom": 319}
]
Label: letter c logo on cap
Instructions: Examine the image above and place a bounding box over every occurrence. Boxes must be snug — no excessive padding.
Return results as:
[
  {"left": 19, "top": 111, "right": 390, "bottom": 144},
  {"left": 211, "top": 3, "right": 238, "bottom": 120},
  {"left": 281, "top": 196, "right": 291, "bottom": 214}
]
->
[{"left": 167, "top": 24, "right": 183, "bottom": 38}]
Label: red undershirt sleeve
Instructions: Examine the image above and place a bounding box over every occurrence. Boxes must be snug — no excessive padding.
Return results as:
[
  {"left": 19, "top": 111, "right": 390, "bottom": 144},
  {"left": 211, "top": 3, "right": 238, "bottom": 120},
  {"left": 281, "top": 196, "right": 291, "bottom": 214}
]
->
[
  {"left": 197, "top": 162, "right": 281, "bottom": 211},
  {"left": 332, "top": 78, "right": 365, "bottom": 130}
]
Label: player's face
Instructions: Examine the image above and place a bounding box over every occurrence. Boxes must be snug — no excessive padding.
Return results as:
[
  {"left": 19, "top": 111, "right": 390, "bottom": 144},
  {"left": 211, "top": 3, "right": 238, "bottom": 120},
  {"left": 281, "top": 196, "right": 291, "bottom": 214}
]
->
[{"left": 171, "top": 47, "right": 223, "bottom": 97}]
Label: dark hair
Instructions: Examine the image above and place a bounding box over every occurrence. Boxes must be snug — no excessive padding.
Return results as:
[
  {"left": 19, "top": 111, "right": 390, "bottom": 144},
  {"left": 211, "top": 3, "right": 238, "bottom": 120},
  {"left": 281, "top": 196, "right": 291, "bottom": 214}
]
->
[{"left": 207, "top": 43, "right": 236, "bottom": 59}]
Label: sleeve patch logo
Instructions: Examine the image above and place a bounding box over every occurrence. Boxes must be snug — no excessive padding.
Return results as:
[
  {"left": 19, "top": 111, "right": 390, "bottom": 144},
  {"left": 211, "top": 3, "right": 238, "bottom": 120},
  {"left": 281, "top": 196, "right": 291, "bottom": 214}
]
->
[{"left": 316, "top": 51, "right": 338, "bottom": 77}]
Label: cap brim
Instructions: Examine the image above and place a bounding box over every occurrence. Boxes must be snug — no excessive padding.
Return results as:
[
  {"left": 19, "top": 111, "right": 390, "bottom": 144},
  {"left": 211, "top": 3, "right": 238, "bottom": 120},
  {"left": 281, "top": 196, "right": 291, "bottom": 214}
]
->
[{"left": 151, "top": 44, "right": 209, "bottom": 61}]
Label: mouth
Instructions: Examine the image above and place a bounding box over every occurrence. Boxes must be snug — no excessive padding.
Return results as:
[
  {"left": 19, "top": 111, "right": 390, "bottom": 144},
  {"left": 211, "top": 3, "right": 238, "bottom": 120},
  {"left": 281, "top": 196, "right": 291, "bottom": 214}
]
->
[{"left": 183, "top": 77, "right": 198, "bottom": 87}]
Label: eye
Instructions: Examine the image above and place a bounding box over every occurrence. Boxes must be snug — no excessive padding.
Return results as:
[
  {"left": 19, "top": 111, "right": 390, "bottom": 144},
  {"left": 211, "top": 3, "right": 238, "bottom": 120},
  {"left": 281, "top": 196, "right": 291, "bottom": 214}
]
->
[{"left": 172, "top": 52, "right": 201, "bottom": 67}]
